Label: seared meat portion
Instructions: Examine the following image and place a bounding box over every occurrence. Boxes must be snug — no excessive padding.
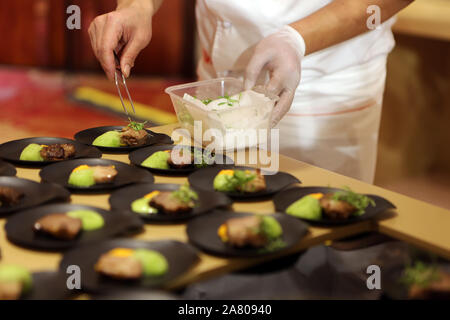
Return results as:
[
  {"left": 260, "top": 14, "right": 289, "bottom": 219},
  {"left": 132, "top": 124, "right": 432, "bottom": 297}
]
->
[
  {"left": 0, "top": 186, "right": 23, "bottom": 207},
  {"left": 33, "top": 213, "right": 82, "bottom": 240},
  {"left": 319, "top": 193, "right": 356, "bottom": 220},
  {"left": 150, "top": 191, "right": 192, "bottom": 214},
  {"left": 120, "top": 127, "right": 148, "bottom": 146},
  {"left": 95, "top": 254, "right": 142, "bottom": 280},
  {"left": 237, "top": 170, "right": 266, "bottom": 193},
  {"left": 225, "top": 216, "right": 267, "bottom": 248},
  {"left": 167, "top": 149, "right": 194, "bottom": 169},
  {"left": 92, "top": 165, "right": 118, "bottom": 184},
  {"left": 0, "top": 282, "right": 22, "bottom": 300},
  {"left": 409, "top": 271, "right": 450, "bottom": 300},
  {"left": 40, "top": 143, "right": 76, "bottom": 161}
]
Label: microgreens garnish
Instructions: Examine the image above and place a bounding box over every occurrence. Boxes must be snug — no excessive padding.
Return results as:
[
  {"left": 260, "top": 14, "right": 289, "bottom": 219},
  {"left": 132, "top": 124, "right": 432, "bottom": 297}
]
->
[
  {"left": 331, "top": 186, "right": 375, "bottom": 216},
  {"left": 127, "top": 118, "right": 147, "bottom": 131}
]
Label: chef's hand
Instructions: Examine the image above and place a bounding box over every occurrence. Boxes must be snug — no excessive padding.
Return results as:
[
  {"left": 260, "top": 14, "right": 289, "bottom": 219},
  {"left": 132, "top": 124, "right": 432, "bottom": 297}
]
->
[
  {"left": 88, "top": 0, "right": 154, "bottom": 80},
  {"left": 245, "top": 26, "right": 306, "bottom": 127}
]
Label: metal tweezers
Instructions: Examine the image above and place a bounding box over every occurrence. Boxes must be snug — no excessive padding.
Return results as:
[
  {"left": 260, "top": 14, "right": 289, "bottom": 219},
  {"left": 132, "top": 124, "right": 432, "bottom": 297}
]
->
[{"left": 113, "top": 51, "right": 136, "bottom": 116}]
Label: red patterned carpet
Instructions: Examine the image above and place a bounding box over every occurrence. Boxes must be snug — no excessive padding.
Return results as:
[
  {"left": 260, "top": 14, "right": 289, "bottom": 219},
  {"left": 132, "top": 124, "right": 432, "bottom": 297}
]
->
[{"left": 0, "top": 67, "right": 185, "bottom": 138}]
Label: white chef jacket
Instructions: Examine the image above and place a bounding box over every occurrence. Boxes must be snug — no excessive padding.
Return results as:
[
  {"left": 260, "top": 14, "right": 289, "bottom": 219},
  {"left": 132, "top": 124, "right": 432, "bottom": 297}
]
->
[{"left": 195, "top": 0, "right": 396, "bottom": 183}]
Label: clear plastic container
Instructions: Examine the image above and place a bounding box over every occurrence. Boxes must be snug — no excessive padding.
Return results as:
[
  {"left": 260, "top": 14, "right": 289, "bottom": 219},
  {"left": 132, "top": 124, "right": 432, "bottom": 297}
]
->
[{"left": 165, "top": 78, "right": 277, "bottom": 150}]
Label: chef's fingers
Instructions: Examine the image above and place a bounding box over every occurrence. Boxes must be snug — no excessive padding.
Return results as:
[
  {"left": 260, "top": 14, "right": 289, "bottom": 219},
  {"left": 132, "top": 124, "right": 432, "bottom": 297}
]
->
[
  {"left": 271, "top": 90, "right": 294, "bottom": 128},
  {"left": 88, "top": 21, "right": 98, "bottom": 58},
  {"left": 98, "top": 13, "right": 123, "bottom": 81},
  {"left": 265, "top": 69, "right": 285, "bottom": 97},
  {"left": 120, "top": 31, "right": 150, "bottom": 78},
  {"left": 244, "top": 48, "right": 273, "bottom": 90}
]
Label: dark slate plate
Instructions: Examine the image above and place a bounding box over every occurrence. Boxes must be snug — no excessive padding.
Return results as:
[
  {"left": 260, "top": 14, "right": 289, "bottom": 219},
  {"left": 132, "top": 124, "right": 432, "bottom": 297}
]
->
[
  {"left": 273, "top": 186, "right": 396, "bottom": 226},
  {"left": 22, "top": 271, "right": 74, "bottom": 300},
  {"left": 39, "top": 158, "right": 154, "bottom": 194},
  {"left": 0, "top": 177, "right": 70, "bottom": 217},
  {"left": 186, "top": 210, "right": 309, "bottom": 258},
  {"left": 109, "top": 183, "right": 232, "bottom": 223},
  {"left": 188, "top": 165, "right": 300, "bottom": 201},
  {"left": 5, "top": 203, "right": 144, "bottom": 251},
  {"left": 74, "top": 126, "right": 173, "bottom": 154},
  {"left": 0, "top": 160, "right": 16, "bottom": 176},
  {"left": 0, "top": 137, "right": 102, "bottom": 168},
  {"left": 129, "top": 144, "right": 234, "bottom": 176},
  {"left": 59, "top": 239, "right": 199, "bottom": 292}
]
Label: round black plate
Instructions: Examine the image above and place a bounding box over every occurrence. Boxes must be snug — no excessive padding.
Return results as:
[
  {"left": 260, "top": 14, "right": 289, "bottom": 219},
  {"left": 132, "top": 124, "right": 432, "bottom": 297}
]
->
[
  {"left": 188, "top": 165, "right": 300, "bottom": 201},
  {"left": 0, "top": 137, "right": 102, "bottom": 168},
  {"left": 273, "top": 186, "right": 396, "bottom": 226},
  {"left": 39, "top": 158, "right": 154, "bottom": 194},
  {"left": 5, "top": 203, "right": 143, "bottom": 251},
  {"left": 186, "top": 210, "right": 309, "bottom": 258},
  {"left": 74, "top": 126, "right": 173, "bottom": 153},
  {"left": 0, "top": 177, "right": 70, "bottom": 217},
  {"left": 22, "top": 271, "right": 74, "bottom": 300},
  {"left": 59, "top": 239, "right": 199, "bottom": 292},
  {"left": 109, "top": 183, "right": 232, "bottom": 223},
  {"left": 0, "top": 160, "right": 16, "bottom": 176},
  {"left": 129, "top": 144, "right": 234, "bottom": 176}
]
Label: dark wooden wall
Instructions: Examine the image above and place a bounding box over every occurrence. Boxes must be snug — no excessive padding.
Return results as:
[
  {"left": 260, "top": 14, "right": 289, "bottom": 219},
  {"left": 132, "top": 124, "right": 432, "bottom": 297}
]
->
[{"left": 0, "top": 0, "right": 196, "bottom": 77}]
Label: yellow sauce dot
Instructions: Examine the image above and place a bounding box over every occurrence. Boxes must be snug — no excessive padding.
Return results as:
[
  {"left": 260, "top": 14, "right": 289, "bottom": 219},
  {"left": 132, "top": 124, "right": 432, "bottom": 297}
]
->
[
  {"left": 144, "top": 190, "right": 160, "bottom": 199},
  {"left": 218, "top": 170, "right": 234, "bottom": 176},
  {"left": 108, "top": 248, "right": 134, "bottom": 257},
  {"left": 218, "top": 224, "right": 228, "bottom": 242},
  {"left": 309, "top": 193, "right": 324, "bottom": 200},
  {"left": 73, "top": 165, "right": 90, "bottom": 172}
]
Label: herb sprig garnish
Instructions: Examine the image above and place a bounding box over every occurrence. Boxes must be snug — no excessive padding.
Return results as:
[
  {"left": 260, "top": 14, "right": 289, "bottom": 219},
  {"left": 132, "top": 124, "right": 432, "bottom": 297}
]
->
[
  {"left": 223, "top": 170, "right": 256, "bottom": 192},
  {"left": 171, "top": 184, "right": 198, "bottom": 207},
  {"left": 400, "top": 261, "right": 441, "bottom": 288},
  {"left": 127, "top": 118, "right": 147, "bottom": 131},
  {"left": 331, "top": 186, "right": 375, "bottom": 216}
]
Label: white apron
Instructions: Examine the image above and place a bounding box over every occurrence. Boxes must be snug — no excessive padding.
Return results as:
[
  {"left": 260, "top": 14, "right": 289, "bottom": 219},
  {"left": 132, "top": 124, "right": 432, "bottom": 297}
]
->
[{"left": 195, "top": 0, "right": 396, "bottom": 183}]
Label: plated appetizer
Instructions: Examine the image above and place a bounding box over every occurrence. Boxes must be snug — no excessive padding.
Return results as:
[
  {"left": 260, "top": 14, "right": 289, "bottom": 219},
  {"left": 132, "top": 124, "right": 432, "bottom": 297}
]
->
[
  {"left": 20, "top": 143, "right": 75, "bottom": 161},
  {"left": 68, "top": 164, "right": 118, "bottom": 187},
  {"left": 188, "top": 166, "right": 300, "bottom": 200},
  {"left": 0, "top": 177, "right": 70, "bottom": 216},
  {"left": 187, "top": 211, "right": 308, "bottom": 257},
  {"left": 74, "top": 122, "right": 173, "bottom": 153},
  {"left": 401, "top": 262, "right": 450, "bottom": 299},
  {"left": 109, "top": 183, "right": 231, "bottom": 223},
  {"left": 0, "top": 137, "right": 101, "bottom": 167},
  {"left": 286, "top": 187, "right": 375, "bottom": 221},
  {"left": 95, "top": 247, "right": 168, "bottom": 280},
  {"left": 218, "top": 215, "right": 284, "bottom": 250},
  {"left": 0, "top": 264, "right": 32, "bottom": 300},
  {"left": 59, "top": 239, "right": 199, "bottom": 291},
  {"left": 132, "top": 184, "right": 198, "bottom": 215},
  {"left": 0, "top": 186, "right": 23, "bottom": 207},
  {"left": 33, "top": 210, "right": 104, "bottom": 240},
  {"left": 93, "top": 120, "right": 148, "bottom": 148},
  {"left": 213, "top": 169, "right": 266, "bottom": 193},
  {"left": 273, "top": 186, "right": 395, "bottom": 226},
  {"left": 5, "top": 203, "right": 143, "bottom": 250},
  {"left": 40, "top": 158, "right": 154, "bottom": 193}
]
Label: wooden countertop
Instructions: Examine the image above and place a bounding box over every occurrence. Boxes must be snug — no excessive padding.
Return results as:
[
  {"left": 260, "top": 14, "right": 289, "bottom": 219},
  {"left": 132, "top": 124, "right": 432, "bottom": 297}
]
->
[
  {"left": 1, "top": 124, "right": 449, "bottom": 290},
  {"left": 393, "top": 0, "right": 450, "bottom": 41}
]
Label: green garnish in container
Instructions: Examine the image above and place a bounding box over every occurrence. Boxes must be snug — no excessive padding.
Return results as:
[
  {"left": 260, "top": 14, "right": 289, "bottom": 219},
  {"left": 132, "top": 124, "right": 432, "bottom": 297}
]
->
[{"left": 331, "top": 186, "right": 375, "bottom": 216}]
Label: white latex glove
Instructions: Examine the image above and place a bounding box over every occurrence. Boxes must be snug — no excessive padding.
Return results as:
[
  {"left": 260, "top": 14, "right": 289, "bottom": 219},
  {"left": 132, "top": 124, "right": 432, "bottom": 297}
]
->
[{"left": 244, "top": 26, "right": 306, "bottom": 127}]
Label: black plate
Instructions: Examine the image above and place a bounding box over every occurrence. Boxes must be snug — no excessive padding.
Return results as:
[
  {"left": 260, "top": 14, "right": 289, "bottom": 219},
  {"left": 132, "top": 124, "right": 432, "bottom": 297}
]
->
[
  {"left": 273, "top": 186, "right": 396, "bottom": 226},
  {"left": 0, "top": 160, "right": 16, "bottom": 176},
  {"left": 0, "top": 137, "right": 102, "bottom": 168},
  {"left": 129, "top": 144, "right": 234, "bottom": 176},
  {"left": 59, "top": 239, "right": 199, "bottom": 292},
  {"left": 188, "top": 165, "right": 300, "bottom": 201},
  {"left": 109, "top": 183, "right": 232, "bottom": 223},
  {"left": 74, "top": 126, "right": 173, "bottom": 153},
  {"left": 0, "top": 177, "right": 70, "bottom": 217},
  {"left": 186, "top": 210, "right": 309, "bottom": 258},
  {"left": 5, "top": 203, "right": 144, "bottom": 251},
  {"left": 39, "top": 158, "right": 154, "bottom": 194},
  {"left": 22, "top": 271, "right": 74, "bottom": 300}
]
